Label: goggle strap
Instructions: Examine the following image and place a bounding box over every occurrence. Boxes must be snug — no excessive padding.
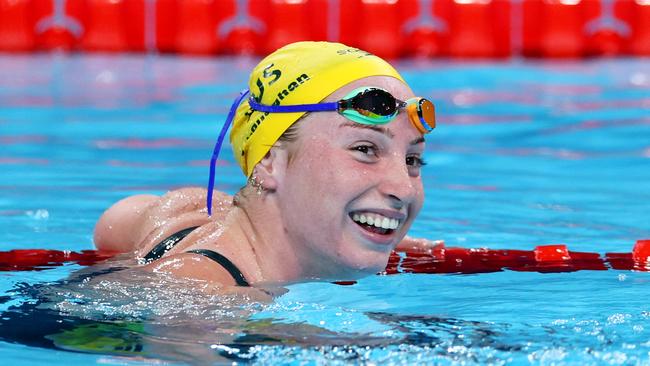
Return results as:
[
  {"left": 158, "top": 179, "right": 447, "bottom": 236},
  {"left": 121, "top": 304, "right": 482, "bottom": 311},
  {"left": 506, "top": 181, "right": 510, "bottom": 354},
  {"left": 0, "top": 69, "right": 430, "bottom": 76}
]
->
[
  {"left": 207, "top": 89, "right": 250, "bottom": 216},
  {"left": 248, "top": 97, "right": 338, "bottom": 113}
]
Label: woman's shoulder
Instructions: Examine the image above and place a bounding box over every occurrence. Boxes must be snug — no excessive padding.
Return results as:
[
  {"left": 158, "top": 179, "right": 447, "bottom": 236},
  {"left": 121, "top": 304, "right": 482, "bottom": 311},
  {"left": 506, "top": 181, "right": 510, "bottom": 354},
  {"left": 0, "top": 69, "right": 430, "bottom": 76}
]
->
[{"left": 94, "top": 187, "right": 233, "bottom": 254}]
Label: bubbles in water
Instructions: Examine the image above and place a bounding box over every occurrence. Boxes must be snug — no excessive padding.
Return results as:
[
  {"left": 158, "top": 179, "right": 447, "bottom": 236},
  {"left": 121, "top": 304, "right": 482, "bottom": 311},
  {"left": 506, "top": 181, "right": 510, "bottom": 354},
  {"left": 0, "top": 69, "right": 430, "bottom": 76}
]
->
[
  {"left": 26, "top": 209, "right": 49, "bottom": 220},
  {"left": 607, "top": 313, "right": 630, "bottom": 325}
]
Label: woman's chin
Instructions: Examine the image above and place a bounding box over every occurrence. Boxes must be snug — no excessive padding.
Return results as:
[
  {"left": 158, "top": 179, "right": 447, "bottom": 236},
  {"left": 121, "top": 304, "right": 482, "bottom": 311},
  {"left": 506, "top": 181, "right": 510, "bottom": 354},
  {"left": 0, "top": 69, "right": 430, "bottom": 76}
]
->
[{"left": 333, "top": 253, "right": 390, "bottom": 280}]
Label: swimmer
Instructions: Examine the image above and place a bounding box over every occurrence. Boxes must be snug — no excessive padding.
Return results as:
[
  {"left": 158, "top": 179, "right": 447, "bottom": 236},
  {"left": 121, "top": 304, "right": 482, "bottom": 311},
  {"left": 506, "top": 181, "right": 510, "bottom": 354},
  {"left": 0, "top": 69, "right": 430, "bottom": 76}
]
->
[{"left": 94, "top": 41, "right": 437, "bottom": 291}]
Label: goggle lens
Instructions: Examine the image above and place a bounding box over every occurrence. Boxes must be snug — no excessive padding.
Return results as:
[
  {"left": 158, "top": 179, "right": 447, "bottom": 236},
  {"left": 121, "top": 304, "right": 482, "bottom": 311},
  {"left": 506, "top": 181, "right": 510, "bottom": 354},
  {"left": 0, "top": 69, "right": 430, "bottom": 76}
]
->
[
  {"left": 406, "top": 98, "right": 436, "bottom": 134},
  {"left": 347, "top": 88, "right": 398, "bottom": 118}
]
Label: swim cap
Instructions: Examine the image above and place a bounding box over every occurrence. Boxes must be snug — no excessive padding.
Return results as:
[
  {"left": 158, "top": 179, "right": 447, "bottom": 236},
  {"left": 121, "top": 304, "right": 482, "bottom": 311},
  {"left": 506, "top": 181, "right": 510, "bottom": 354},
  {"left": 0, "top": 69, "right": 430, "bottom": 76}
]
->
[{"left": 229, "top": 41, "right": 406, "bottom": 177}]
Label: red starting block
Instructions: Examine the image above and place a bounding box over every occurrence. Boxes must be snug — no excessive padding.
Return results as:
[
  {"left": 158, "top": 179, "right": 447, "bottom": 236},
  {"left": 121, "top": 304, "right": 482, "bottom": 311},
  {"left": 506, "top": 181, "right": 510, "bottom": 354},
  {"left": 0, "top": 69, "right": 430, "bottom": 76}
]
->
[
  {"left": 218, "top": 0, "right": 266, "bottom": 55},
  {"left": 523, "top": 0, "right": 588, "bottom": 58},
  {"left": 629, "top": 1, "right": 650, "bottom": 55},
  {"left": 0, "top": 0, "right": 35, "bottom": 51},
  {"left": 541, "top": 0, "right": 587, "bottom": 58},
  {"left": 33, "top": 0, "right": 85, "bottom": 51},
  {"left": 342, "top": 0, "right": 403, "bottom": 59},
  {"left": 174, "top": 0, "right": 220, "bottom": 54},
  {"left": 80, "top": 0, "right": 127, "bottom": 51},
  {"left": 401, "top": 0, "right": 449, "bottom": 57},
  {"left": 582, "top": 0, "right": 631, "bottom": 56},
  {"left": 262, "top": 0, "right": 314, "bottom": 55},
  {"left": 447, "top": 0, "right": 511, "bottom": 58}
]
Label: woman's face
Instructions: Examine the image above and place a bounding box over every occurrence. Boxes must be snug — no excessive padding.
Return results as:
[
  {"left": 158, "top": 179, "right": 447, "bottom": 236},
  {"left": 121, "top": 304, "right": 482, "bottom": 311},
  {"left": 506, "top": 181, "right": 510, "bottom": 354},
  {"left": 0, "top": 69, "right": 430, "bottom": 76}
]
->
[{"left": 275, "top": 76, "right": 426, "bottom": 280}]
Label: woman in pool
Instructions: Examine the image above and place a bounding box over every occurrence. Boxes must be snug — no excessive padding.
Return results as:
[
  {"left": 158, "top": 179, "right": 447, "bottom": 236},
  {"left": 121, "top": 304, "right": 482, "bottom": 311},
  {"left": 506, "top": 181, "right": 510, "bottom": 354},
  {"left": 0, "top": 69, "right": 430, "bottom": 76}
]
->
[{"left": 93, "top": 41, "right": 436, "bottom": 289}]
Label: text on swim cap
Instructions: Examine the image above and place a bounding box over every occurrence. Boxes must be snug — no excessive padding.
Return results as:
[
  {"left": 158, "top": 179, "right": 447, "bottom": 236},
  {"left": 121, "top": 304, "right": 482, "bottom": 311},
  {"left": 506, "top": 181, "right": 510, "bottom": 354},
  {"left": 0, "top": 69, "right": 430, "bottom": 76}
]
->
[
  {"left": 262, "top": 63, "right": 281, "bottom": 86},
  {"left": 246, "top": 73, "right": 310, "bottom": 141}
]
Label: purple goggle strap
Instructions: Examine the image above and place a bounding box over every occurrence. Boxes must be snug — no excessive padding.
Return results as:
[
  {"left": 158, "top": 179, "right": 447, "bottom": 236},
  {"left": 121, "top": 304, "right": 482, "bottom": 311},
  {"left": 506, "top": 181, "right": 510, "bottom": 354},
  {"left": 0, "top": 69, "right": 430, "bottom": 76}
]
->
[
  {"left": 247, "top": 97, "right": 339, "bottom": 113},
  {"left": 207, "top": 89, "right": 250, "bottom": 216}
]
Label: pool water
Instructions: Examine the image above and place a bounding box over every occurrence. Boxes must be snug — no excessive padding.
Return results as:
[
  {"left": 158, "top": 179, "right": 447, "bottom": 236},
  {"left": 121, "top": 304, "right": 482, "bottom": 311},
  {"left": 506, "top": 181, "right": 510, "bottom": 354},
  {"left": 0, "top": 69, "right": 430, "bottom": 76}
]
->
[{"left": 1, "top": 54, "right": 650, "bottom": 365}]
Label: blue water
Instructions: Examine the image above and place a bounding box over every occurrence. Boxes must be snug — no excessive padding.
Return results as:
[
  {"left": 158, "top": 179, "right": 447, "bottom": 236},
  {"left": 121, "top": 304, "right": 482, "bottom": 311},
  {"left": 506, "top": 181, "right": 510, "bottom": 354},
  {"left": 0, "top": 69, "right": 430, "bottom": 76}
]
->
[{"left": 1, "top": 54, "right": 650, "bottom": 365}]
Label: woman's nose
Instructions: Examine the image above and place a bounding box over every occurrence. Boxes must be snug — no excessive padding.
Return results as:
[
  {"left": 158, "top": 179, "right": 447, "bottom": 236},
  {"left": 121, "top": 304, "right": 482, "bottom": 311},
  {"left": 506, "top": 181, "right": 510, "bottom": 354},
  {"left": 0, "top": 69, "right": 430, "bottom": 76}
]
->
[{"left": 378, "top": 157, "right": 418, "bottom": 208}]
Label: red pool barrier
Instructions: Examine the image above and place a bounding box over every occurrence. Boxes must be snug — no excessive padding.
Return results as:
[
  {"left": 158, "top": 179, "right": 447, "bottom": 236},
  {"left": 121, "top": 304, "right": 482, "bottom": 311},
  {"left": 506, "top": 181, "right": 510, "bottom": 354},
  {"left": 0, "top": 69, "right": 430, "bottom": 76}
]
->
[
  {"left": 523, "top": 0, "right": 587, "bottom": 58},
  {"left": 385, "top": 240, "right": 649, "bottom": 275},
  {"left": 80, "top": 0, "right": 128, "bottom": 52},
  {"left": 401, "top": 0, "right": 448, "bottom": 57},
  {"left": 32, "top": 0, "right": 85, "bottom": 51},
  {"left": 0, "top": 0, "right": 35, "bottom": 51},
  {"left": 629, "top": 0, "right": 650, "bottom": 55},
  {"left": 218, "top": 0, "right": 266, "bottom": 55},
  {"left": 0, "top": 249, "right": 116, "bottom": 272},
  {"left": 343, "top": 0, "right": 404, "bottom": 59},
  {"left": 2, "top": 240, "right": 649, "bottom": 274},
  {"left": 583, "top": 0, "right": 631, "bottom": 56},
  {"left": 263, "top": 0, "right": 313, "bottom": 55},
  {"left": 447, "top": 0, "right": 511, "bottom": 58},
  {"left": 606, "top": 240, "right": 650, "bottom": 271},
  {"left": 0, "top": 0, "right": 648, "bottom": 57},
  {"left": 175, "top": 0, "right": 221, "bottom": 54}
]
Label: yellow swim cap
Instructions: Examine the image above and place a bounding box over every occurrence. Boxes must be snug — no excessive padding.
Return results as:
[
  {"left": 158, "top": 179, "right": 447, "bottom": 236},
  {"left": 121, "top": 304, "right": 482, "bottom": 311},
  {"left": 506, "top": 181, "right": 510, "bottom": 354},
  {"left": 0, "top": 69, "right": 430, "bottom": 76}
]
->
[{"left": 230, "top": 41, "right": 406, "bottom": 177}]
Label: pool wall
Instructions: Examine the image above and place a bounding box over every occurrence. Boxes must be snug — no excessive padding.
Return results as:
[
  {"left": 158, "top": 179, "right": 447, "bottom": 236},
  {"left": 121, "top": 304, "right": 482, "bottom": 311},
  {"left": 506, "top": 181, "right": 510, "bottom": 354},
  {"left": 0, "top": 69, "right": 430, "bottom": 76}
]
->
[{"left": 1, "top": 0, "right": 649, "bottom": 58}]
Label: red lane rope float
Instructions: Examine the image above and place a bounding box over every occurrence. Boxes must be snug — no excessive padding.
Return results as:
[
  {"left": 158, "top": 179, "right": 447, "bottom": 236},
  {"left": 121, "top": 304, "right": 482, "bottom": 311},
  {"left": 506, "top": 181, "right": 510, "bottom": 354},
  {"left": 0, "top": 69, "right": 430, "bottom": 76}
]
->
[
  {"left": 1, "top": 240, "right": 649, "bottom": 274},
  {"left": 384, "top": 239, "right": 650, "bottom": 275},
  {"left": 0, "top": 249, "right": 117, "bottom": 272}
]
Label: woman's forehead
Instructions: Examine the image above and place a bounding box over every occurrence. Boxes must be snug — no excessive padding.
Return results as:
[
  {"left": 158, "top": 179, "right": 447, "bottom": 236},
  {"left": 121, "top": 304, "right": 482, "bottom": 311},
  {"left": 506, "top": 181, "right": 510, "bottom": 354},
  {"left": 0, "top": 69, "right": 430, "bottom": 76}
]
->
[{"left": 322, "top": 76, "right": 413, "bottom": 103}]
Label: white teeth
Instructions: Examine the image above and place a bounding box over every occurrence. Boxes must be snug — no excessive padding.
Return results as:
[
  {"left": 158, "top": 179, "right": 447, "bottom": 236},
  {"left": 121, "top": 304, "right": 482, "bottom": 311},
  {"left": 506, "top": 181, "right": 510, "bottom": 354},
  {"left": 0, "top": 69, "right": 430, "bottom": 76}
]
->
[
  {"left": 351, "top": 212, "right": 401, "bottom": 230},
  {"left": 380, "top": 217, "right": 390, "bottom": 229},
  {"left": 392, "top": 219, "right": 398, "bottom": 229}
]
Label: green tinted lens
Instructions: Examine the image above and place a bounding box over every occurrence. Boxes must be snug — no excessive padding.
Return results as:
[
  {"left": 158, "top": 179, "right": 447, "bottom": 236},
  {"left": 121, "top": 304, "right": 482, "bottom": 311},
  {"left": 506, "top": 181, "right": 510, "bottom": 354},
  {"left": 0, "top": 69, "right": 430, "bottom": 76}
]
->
[
  {"left": 340, "top": 109, "right": 393, "bottom": 125},
  {"left": 339, "top": 87, "right": 399, "bottom": 124}
]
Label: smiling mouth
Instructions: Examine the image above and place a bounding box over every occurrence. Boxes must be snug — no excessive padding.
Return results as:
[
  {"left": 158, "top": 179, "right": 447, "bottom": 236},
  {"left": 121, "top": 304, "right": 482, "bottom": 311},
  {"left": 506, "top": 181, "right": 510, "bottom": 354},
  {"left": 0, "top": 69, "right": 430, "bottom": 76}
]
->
[{"left": 350, "top": 212, "right": 401, "bottom": 236}]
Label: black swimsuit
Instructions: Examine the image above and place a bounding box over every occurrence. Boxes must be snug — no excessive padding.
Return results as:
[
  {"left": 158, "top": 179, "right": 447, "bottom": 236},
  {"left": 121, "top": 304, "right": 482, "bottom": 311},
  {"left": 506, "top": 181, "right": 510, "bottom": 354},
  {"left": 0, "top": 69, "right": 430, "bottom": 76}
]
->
[{"left": 143, "top": 227, "right": 250, "bottom": 287}]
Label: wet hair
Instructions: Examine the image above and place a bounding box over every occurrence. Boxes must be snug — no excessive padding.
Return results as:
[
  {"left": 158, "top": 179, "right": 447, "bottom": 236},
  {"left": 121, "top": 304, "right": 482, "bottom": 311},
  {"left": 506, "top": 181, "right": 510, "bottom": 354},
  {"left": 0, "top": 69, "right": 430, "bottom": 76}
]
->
[{"left": 276, "top": 121, "right": 301, "bottom": 145}]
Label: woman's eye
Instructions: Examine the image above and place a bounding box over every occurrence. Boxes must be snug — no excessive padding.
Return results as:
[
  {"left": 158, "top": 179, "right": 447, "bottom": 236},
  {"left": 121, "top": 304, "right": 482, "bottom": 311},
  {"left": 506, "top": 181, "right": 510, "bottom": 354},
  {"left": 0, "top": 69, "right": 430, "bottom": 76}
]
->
[
  {"left": 406, "top": 155, "right": 427, "bottom": 168},
  {"left": 351, "top": 144, "right": 377, "bottom": 156}
]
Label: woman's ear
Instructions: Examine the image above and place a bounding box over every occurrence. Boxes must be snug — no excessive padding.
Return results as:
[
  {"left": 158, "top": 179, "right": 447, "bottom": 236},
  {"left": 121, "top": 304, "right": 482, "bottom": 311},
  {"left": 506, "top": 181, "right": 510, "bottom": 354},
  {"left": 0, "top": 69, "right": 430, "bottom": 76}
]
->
[{"left": 252, "top": 148, "right": 288, "bottom": 192}]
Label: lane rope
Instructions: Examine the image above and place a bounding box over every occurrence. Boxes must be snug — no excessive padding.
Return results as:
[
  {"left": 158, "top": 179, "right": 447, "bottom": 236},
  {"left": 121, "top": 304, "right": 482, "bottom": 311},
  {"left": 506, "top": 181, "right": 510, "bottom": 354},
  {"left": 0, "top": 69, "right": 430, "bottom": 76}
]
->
[{"left": 2, "top": 240, "right": 649, "bottom": 274}]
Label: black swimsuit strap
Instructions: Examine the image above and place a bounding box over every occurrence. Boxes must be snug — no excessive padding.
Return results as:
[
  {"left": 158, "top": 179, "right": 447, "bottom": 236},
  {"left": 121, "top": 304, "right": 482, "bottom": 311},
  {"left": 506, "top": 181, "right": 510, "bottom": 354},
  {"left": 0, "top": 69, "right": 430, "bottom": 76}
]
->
[
  {"left": 143, "top": 226, "right": 199, "bottom": 263},
  {"left": 186, "top": 249, "right": 250, "bottom": 287}
]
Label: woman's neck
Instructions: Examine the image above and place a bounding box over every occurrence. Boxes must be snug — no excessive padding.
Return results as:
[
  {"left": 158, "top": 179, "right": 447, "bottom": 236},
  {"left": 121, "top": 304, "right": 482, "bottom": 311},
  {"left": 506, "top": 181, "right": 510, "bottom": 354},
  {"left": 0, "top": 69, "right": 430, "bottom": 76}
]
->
[
  {"left": 227, "top": 200, "right": 305, "bottom": 284},
  {"left": 231, "top": 196, "right": 361, "bottom": 285}
]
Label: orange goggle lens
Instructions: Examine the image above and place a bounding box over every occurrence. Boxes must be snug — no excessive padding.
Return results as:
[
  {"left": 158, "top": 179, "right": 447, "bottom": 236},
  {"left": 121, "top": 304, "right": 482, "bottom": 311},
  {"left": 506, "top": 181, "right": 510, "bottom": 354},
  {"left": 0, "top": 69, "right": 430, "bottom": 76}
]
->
[{"left": 406, "top": 98, "right": 436, "bottom": 134}]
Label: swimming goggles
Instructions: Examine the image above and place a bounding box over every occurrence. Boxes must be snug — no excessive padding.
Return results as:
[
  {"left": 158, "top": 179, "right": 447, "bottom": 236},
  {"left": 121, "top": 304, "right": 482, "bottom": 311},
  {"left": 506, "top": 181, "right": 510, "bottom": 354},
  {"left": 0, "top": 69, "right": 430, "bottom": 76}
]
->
[
  {"left": 248, "top": 86, "right": 436, "bottom": 134},
  {"left": 207, "top": 87, "right": 435, "bottom": 215}
]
